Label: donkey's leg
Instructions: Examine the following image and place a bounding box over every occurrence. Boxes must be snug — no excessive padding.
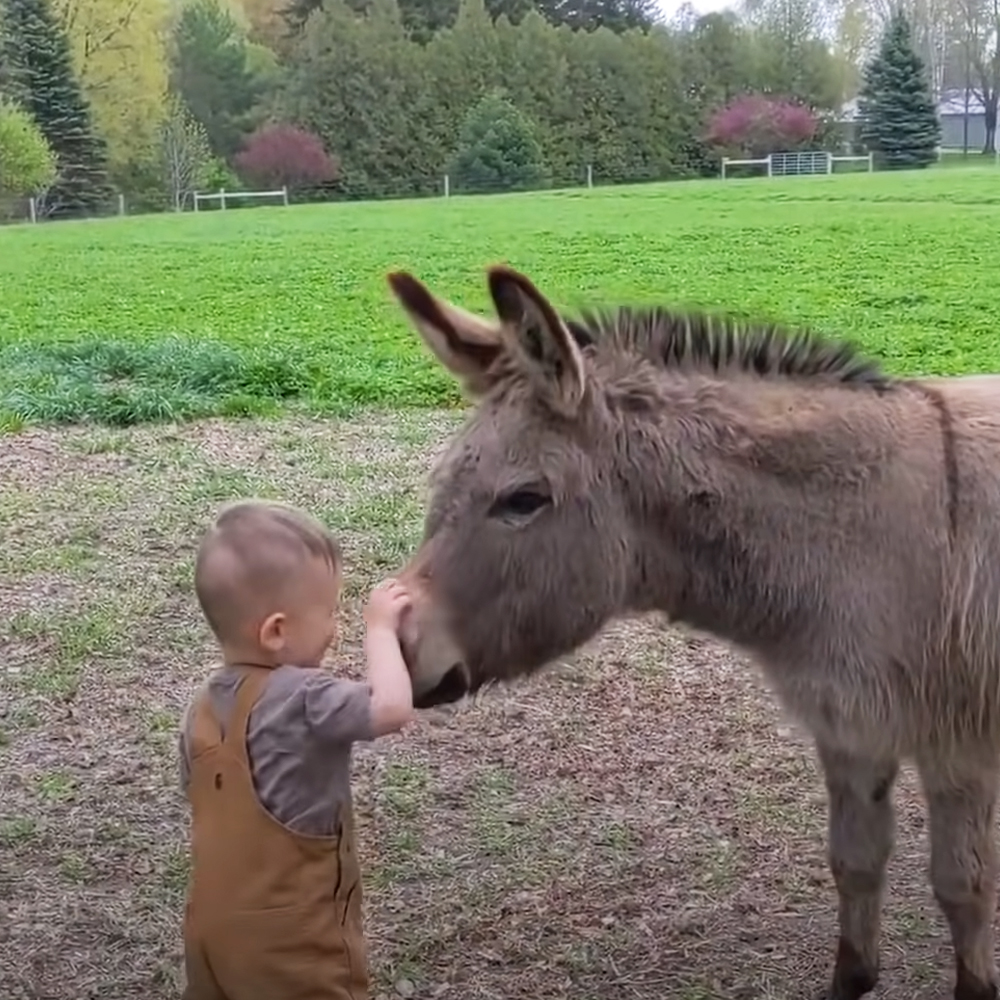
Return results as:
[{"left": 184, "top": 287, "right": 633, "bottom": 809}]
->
[
  {"left": 816, "top": 744, "right": 899, "bottom": 1000},
  {"left": 918, "top": 756, "right": 1000, "bottom": 1000}
]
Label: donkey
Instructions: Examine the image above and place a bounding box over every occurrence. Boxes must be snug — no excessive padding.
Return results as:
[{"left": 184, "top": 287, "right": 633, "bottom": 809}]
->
[{"left": 384, "top": 263, "right": 1000, "bottom": 1000}]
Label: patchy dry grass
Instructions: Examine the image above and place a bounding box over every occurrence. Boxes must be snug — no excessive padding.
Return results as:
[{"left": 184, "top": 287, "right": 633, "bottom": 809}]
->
[{"left": 0, "top": 412, "right": 957, "bottom": 999}]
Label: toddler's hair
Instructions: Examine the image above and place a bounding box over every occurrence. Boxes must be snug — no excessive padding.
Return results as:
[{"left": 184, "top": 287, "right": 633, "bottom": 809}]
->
[{"left": 194, "top": 499, "right": 341, "bottom": 644}]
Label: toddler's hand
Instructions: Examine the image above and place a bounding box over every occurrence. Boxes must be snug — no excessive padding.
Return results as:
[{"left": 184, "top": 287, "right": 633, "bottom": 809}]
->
[{"left": 364, "top": 578, "right": 412, "bottom": 635}]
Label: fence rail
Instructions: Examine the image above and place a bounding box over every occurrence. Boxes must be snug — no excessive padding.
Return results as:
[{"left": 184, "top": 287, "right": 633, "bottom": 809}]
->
[
  {"left": 721, "top": 150, "right": 874, "bottom": 179},
  {"left": 193, "top": 186, "right": 290, "bottom": 211},
  {"left": 936, "top": 145, "right": 1000, "bottom": 165}
]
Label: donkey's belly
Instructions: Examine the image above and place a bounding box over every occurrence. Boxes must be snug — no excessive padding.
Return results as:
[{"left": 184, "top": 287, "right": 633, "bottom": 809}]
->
[{"left": 754, "top": 651, "right": 1000, "bottom": 761}]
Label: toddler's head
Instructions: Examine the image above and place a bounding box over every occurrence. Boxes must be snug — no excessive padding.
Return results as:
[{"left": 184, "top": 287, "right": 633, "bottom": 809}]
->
[{"left": 194, "top": 499, "right": 342, "bottom": 669}]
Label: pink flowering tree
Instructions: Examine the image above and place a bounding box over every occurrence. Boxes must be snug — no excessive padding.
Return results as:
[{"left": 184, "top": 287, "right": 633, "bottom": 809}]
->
[
  {"left": 705, "top": 95, "right": 818, "bottom": 158},
  {"left": 234, "top": 124, "right": 339, "bottom": 191}
]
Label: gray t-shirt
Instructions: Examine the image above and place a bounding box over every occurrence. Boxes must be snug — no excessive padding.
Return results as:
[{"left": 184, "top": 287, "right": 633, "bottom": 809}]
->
[{"left": 178, "top": 664, "right": 375, "bottom": 836}]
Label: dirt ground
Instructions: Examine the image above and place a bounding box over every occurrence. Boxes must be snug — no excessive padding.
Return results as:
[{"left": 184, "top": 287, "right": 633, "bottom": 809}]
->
[{"left": 0, "top": 410, "right": 968, "bottom": 1000}]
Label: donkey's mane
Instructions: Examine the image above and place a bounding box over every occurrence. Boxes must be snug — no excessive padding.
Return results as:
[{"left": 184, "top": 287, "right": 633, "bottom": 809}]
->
[{"left": 565, "top": 305, "right": 894, "bottom": 391}]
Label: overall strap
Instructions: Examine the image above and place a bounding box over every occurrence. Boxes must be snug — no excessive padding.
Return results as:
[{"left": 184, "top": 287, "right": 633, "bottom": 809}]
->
[
  {"left": 189, "top": 686, "right": 223, "bottom": 751},
  {"left": 221, "top": 665, "right": 271, "bottom": 766}
]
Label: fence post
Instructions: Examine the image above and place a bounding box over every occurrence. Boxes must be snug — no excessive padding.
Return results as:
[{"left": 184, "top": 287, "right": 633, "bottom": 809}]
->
[
  {"left": 443, "top": 174, "right": 450, "bottom": 198},
  {"left": 826, "top": 152, "right": 833, "bottom": 175},
  {"left": 721, "top": 157, "right": 727, "bottom": 180},
  {"left": 868, "top": 151, "right": 874, "bottom": 172},
  {"left": 219, "top": 188, "right": 227, "bottom": 210},
  {"left": 766, "top": 154, "right": 773, "bottom": 177},
  {"left": 28, "top": 196, "right": 37, "bottom": 223},
  {"left": 282, "top": 186, "right": 289, "bottom": 207},
  {"left": 118, "top": 193, "right": 125, "bottom": 216},
  {"left": 586, "top": 164, "right": 593, "bottom": 189}
]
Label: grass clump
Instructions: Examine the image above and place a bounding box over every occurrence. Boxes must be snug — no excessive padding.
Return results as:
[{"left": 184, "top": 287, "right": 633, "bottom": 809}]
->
[{"left": 0, "top": 337, "right": 310, "bottom": 426}]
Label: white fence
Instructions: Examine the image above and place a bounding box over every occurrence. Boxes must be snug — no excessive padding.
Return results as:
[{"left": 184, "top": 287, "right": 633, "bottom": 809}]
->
[
  {"left": 721, "top": 150, "right": 874, "bottom": 179},
  {"left": 25, "top": 191, "right": 127, "bottom": 223},
  {"left": 936, "top": 145, "right": 1000, "bottom": 165},
  {"left": 193, "top": 186, "right": 290, "bottom": 211}
]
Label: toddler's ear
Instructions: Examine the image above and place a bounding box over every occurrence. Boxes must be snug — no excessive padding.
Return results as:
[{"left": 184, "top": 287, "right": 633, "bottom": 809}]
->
[{"left": 259, "top": 611, "right": 286, "bottom": 652}]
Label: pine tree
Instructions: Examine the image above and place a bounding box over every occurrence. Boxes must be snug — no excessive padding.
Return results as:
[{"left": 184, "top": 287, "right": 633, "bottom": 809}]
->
[
  {"left": 857, "top": 7, "right": 940, "bottom": 170},
  {"left": 0, "top": 0, "right": 113, "bottom": 217},
  {"left": 448, "top": 89, "right": 549, "bottom": 194}
]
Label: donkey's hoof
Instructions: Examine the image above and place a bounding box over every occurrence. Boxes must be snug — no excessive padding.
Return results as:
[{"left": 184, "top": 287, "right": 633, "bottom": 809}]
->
[
  {"left": 955, "top": 984, "right": 998, "bottom": 1000},
  {"left": 818, "top": 979, "right": 877, "bottom": 1000},
  {"left": 955, "top": 974, "right": 998, "bottom": 1000},
  {"left": 955, "top": 959, "right": 998, "bottom": 1000},
  {"left": 820, "top": 937, "right": 878, "bottom": 1000}
]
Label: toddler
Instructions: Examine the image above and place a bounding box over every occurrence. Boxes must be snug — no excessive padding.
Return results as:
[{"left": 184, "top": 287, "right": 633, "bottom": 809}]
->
[{"left": 178, "top": 498, "right": 414, "bottom": 1000}]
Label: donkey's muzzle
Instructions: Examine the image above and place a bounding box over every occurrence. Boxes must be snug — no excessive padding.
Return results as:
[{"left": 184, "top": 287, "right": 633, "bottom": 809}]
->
[{"left": 413, "top": 662, "right": 470, "bottom": 709}]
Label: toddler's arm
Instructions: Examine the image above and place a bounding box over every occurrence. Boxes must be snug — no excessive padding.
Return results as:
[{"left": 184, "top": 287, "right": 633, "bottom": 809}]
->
[{"left": 364, "top": 578, "right": 415, "bottom": 736}]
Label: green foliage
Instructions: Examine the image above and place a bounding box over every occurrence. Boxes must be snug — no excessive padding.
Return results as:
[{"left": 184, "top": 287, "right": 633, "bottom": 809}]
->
[
  {"left": 169, "top": 0, "right": 269, "bottom": 159},
  {"left": 279, "top": 0, "right": 644, "bottom": 41},
  {"left": 278, "top": 0, "right": 849, "bottom": 200},
  {"left": 203, "top": 155, "right": 244, "bottom": 193},
  {"left": 0, "top": 0, "right": 112, "bottom": 217},
  {"left": 533, "top": 0, "right": 658, "bottom": 33},
  {"left": 857, "top": 8, "right": 940, "bottom": 171},
  {"left": 283, "top": 0, "right": 442, "bottom": 200},
  {"left": 448, "top": 88, "right": 548, "bottom": 193},
  {"left": 0, "top": 96, "right": 56, "bottom": 196},
  {"left": 2, "top": 169, "right": 1000, "bottom": 427}
]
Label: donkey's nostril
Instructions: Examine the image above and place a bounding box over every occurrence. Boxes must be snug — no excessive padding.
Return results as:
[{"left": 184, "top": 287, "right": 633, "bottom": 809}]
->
[{"left": 413, "top": 663, "right": 470, "bottom": 709}]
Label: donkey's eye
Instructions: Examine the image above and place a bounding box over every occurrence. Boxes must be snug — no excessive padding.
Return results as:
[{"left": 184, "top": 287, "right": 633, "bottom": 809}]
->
[{"left": 488, "top": 489, "right": 552, "bottom": 520}]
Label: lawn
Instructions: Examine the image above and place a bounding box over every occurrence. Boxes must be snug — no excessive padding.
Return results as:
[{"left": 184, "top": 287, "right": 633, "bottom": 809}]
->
[
  {"left": 2, "top": 166, "right": 1000, "bottom": 426},
  {"left": 2, "top": 168, "right": 998, "bottom": 1000}
]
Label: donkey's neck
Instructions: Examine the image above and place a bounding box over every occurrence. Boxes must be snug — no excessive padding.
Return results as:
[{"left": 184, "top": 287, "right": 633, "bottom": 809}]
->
[{"left": 615, "top": 374, "right": 906, "bottom": 650}]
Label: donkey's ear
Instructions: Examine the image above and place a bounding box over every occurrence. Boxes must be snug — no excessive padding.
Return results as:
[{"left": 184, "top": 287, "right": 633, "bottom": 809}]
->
[
  {"left": 387, "top": 271, "right": 504, "bottom": 397},
  {"left": 486, "top": 266, "right": 586, "bottom": 416}
]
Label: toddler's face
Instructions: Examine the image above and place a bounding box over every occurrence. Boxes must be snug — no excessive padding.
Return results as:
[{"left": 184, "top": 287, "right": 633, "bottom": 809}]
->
[{"left": 278, "top": 559, "right": 342, "bottom": 668}]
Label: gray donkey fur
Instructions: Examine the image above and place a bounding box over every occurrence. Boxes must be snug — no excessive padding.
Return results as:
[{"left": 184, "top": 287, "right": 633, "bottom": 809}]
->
[{"left": 386, "top": 263, "right": 1000, "bottom": 1000}]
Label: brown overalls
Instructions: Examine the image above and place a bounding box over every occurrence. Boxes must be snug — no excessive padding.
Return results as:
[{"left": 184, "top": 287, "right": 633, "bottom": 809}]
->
[{"left": 182, "top": 665, "right": 369, "bottom": 1000}]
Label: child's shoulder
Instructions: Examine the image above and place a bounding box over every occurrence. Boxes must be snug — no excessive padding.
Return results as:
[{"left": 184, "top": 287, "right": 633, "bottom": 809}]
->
[
  {"left": 269, "top": 663, "right": 369, "bottom": 696},
  {"left": 268, "top": 664, "right": 374, "bottom": 745}
]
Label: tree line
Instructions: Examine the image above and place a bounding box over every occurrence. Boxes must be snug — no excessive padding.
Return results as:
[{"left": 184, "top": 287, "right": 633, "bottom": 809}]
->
[{"left": 0, "top": 0, "right": 960, "bottom": 218}]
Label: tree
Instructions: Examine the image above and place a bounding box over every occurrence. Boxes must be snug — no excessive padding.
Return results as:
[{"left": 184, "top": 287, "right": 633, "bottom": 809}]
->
[
  {"left": 951, "top": 0, "right": 1000, "bottom": 152},
  {"left": 0, "top": 0, "right": 113, "bottom": 217},
  {"left": 169, "top": 0, "right": 268, "bottom": 159},
  {"left": 52, "top": 0, "right": 171, "bottom": 182},
  {"left": 448, "top": 87, "right": 548, "bottom": 192},
  {"left": 280, "top": 0, "right": 322, "bottom": 35},
  {"left": 276, "top": 0, "right": 532, "bottom": 42},
  {"left": 283, "top": 0, "right": 444, "bottom": 199},
  {"left": 705, "top": 92, "right": 818, "bottom": 156},
  {"left": 858, "top": 7, "right": 941, "bottom": 168},
  {"left": 0, "top": 96, "right": 57, "bottom": 197},
  {"left": 160, "top": 90, "right": 212, "bottom": 210},
  {"left": 533, "top": 0, "right": 660, "bottom": 33},
  {"left": 234, "top": 122, "right": 338, "bottom": 189}
]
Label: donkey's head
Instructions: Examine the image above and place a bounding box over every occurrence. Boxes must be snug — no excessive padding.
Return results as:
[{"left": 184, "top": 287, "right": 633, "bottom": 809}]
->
[
  {"left": 387, "top": 266, "right": 894, "bottom": 708},
  {"left": 387, "top": 266, "right": 644, "bottom": 708}
]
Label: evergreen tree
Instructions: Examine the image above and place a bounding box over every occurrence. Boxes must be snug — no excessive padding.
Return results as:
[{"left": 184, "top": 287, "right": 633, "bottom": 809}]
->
[
  {"left": 0, "top": 0, "right": 113, "bottom": 217},
  {"left": 857, "top": 7, "right": 940, "bottom": 170},
  {"left": 170, "top": 0, "right": 268, "bottom": 161},
  {"left": 448, "top": 88, "right": 549, "bottom": 193}
]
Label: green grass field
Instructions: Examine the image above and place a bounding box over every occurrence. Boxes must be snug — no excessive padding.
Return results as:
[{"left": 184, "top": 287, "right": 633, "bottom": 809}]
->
[{"left": 3, "top": 166, "right": 1000, "bottom": 428}]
